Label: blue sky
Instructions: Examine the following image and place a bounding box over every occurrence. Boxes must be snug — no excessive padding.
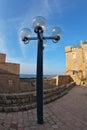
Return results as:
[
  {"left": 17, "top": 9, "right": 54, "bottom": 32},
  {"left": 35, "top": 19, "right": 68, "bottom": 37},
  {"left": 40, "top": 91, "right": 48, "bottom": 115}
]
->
[{"left": 0, "top": 0, "right": 87, "bottom": 75}]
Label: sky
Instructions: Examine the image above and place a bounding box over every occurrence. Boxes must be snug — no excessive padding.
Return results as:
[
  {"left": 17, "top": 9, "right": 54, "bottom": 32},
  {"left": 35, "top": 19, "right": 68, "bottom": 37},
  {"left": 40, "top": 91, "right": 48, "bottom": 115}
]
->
[{"left": 0, "top": 0, "right": 87, "bottom": 75}]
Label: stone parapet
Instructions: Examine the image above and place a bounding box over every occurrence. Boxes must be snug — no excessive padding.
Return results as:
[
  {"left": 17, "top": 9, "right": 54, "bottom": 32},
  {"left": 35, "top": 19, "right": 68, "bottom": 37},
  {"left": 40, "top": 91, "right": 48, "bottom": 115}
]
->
[
  {"left": 20, "top": 75, "right": 72, "bottom": 92},
  {"left": 65, "top": 47, "right": 72, "bottom": 53}
]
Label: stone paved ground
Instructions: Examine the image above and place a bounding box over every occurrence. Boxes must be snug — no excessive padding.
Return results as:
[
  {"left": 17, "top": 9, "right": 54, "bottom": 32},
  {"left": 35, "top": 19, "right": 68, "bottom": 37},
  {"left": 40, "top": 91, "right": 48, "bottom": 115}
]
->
[{"left": 0, "top": 85, "right": 87, "bottom": 130}]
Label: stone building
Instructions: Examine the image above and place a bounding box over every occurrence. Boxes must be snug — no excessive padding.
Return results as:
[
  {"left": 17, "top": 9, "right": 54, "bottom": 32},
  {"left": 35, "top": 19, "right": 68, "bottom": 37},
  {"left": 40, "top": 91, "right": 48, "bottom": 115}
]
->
[
  {"left": 0, "top": 53, "right": 20, "bottom": 93},
  {"left": 65, "top": 41, "right": 87, "bottom": 85}
]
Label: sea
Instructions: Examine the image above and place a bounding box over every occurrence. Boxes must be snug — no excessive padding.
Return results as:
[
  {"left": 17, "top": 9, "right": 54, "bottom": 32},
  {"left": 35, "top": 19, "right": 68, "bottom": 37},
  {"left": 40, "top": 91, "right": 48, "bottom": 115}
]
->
[{"left": 20, "top": 74, "right": 55, "bottom": 78}]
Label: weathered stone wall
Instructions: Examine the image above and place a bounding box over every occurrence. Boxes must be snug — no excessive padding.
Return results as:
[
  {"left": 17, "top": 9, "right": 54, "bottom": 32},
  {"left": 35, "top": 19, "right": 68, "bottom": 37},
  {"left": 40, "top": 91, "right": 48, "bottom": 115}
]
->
[
  {"left": 0, "top": 63, "right": 20, "bottom": 75},
  {"left": 0, "top": 75, "right": 72, "bottom": 93},
  {"left": 19, "top": 75, "right": 72, "bottom": 92},
  {"left": 53, "top": 75, "right": 73, "bottom": 86},
  {"left": 0, "top": 66, "right": 20, "bottom": 93},
  {"left": 0, "top": 74, "right": 20, "bottom": 93},
  {"left": 20, "top": 78, "right": 56, "bottom": 92},
  {"left": 20, "top": 78, "right": 36, "bottom": 92},
  {"left": 43, "top": 78, "right": 56, "bottom": 88},
  {"left": 0, "top": 53, "right": 20, "bottom": 93}
]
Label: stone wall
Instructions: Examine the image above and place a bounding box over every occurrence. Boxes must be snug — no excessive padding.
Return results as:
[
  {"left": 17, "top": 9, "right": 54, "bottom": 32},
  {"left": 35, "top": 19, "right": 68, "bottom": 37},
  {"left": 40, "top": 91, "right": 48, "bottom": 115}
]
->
[
  {"left": 0, "top": 53, "right": 20, "bottom": 93},
  {"left": 19, "top": 75, "right": 72, "bottom": 92},
  {"left": 0, "top": 68, "right": 20, "bottom": 93},
  {"left": 20, "top": 78, "right": 36, "bottom": 92},
  {"left": 0, "top": 63, "right": 20, "bottom": 75},
  {"left": 53, "top": 75, "right": 73, "bottom": 86},
  {"left": 0, "top": 73, "right": 20, "bottom": 93},
  {"left": 20, "top": 78, "right": 56, "bottom": 92},
  {"left": 0, "top": 73, "right": 73, "bottom": 93}
]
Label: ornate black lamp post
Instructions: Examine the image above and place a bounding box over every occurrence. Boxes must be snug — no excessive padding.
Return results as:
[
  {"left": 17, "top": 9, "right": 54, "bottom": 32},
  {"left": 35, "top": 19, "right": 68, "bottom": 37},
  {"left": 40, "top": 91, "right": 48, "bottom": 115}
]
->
[{"left": 19, "top": 16, "right": 62, "bottom": 124}]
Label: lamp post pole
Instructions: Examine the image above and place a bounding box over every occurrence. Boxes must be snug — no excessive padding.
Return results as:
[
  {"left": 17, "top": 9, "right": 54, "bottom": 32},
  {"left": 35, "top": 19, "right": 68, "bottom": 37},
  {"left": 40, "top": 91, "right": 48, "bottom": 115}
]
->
[
  {"left": 36, "top": 32, "right": 43, "bottom": 124},
  {"left": 19, "top": 16, "right": 62, "bottom": 125}
]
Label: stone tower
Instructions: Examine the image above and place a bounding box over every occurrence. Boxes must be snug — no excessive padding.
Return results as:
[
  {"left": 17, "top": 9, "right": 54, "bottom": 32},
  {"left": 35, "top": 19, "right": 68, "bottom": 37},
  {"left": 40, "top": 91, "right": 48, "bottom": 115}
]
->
[{"left": 65, "top": 41, "right": 87, "bottom": 85}]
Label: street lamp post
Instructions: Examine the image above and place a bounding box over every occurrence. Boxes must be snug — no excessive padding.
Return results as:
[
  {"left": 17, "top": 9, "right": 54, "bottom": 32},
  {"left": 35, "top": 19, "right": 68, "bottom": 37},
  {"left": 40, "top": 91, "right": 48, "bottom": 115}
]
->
[{"left": 19, "top": 16, "right": 62, "bottom": 124}]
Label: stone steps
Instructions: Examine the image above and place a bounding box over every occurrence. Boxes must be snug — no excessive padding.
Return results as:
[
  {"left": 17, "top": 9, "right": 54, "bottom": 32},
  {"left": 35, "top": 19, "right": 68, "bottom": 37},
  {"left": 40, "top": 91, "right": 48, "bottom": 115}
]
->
[{"left": 0, "top": 82, "right": 75, "bottom": 112}]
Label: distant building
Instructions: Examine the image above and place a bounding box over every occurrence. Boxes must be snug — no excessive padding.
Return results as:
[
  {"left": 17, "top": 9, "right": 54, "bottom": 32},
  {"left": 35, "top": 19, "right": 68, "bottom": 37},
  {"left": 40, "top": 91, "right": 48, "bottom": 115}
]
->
[
  {"left": 0, "top": 53, "right": 20, "bottom": 93},
  {"left": 65, "top": 41, "right": 87, "bottom": 85}
]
